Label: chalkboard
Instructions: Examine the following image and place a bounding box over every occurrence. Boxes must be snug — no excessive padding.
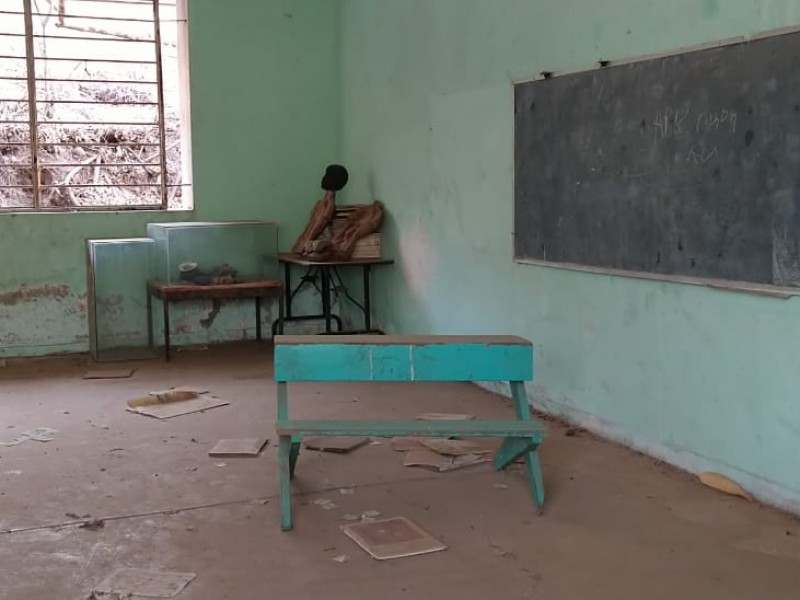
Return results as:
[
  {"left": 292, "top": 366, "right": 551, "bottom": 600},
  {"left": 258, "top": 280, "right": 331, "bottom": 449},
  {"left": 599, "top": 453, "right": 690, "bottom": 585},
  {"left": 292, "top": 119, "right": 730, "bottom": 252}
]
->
[{"left": 514, "top": 30, "right": 800, "bottom": 287}]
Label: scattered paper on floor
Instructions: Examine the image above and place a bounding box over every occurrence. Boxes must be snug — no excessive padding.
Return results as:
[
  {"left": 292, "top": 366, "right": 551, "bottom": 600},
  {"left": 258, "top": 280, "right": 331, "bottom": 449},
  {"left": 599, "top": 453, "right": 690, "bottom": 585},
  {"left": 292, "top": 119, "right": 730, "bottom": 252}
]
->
[
  {"left": 699, "top": 472, "right": 751, "bottom": 501},
  {"left": 391, "top": 437, "right": 427, "bottom": 452},
  {"left": 419, "top": 438, "right": 491, "bottom": 456},
  {"left": 342, "top": 517, "right": 447, "bottom": 561},
  {"left": 208, "top": 438, "right": 268, "bottom": 457},
  {"left": 304, "top": 436, "right": 368, "bottom": 453},
  {"left": 92, "top": 568, "right": 196, "bottom": 598},
  {"left": 126, "top": 388, "right": 228, "bottom": 419},
  {"left": 416, "top": 413, "right": 475, "bottom": 421},
  {"left": 0, "top": 427, "right": 57, "bottom": 447},
  {"left": 404, "top": 448, "right": 489, "bottom": 472}
]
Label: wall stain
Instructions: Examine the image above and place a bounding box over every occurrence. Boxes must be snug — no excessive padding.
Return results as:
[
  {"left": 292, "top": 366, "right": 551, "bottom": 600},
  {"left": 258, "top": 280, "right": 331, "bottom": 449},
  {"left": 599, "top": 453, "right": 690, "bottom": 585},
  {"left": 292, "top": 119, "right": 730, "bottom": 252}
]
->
[{"left": 0, "top": 284, "right": 71, "bottom": 306}]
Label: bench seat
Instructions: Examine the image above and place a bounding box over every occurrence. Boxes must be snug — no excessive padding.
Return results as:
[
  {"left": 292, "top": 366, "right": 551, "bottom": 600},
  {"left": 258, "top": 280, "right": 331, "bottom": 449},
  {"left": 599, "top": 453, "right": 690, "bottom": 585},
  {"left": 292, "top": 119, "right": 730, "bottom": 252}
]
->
[{"left": 277, "top": 419, "right": 545, "bottom": 438}]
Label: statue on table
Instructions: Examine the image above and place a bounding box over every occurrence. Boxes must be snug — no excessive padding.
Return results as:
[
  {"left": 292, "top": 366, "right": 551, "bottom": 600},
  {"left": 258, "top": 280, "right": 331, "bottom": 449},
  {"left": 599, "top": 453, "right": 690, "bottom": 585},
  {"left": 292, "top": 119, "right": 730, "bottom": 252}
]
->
[
  {"left": 291, "top": 164, "right": 348, "bottom": 256},
  {"left": 292, "top": 164, "right": 385, "bottom": 261}
]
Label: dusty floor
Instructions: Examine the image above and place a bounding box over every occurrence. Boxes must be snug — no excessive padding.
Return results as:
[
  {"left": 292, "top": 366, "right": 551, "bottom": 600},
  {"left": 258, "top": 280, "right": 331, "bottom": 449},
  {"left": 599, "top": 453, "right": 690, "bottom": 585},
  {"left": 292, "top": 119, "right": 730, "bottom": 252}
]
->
[{"left": 1, "top": 344, "right": 799, "bottom": 599}]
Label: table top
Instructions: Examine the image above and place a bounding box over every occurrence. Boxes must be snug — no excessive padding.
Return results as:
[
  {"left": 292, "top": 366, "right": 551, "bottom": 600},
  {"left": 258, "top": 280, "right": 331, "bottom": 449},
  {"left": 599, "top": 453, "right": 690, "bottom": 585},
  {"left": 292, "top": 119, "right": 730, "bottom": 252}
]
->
[{"left": 278, "top": 252, "right": 394, "bottom": 267}]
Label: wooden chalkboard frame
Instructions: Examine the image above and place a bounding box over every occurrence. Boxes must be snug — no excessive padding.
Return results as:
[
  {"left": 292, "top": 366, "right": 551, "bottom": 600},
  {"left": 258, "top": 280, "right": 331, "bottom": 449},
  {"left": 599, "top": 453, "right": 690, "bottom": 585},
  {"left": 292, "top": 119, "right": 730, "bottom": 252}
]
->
[{"left": 511, "top": 24, "right": 800, "bottom": 299}]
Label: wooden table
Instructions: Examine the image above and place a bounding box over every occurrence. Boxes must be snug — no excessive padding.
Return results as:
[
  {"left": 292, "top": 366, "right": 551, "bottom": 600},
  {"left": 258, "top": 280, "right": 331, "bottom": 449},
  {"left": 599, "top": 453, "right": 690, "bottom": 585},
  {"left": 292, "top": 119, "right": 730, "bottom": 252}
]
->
[
  {"left": 147, "top": 279, "right": 284, "bottom": 361},
  {"left": 273, "top": 253, "right": 394, "bottom": 335}
]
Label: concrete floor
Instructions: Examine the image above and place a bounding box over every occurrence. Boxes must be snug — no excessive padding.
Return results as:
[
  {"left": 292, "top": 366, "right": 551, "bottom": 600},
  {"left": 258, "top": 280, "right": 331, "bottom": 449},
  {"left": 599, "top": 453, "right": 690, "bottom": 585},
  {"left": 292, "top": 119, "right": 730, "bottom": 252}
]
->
[{"left": 1, "top": 344, "right": 799, "bottom": 599}]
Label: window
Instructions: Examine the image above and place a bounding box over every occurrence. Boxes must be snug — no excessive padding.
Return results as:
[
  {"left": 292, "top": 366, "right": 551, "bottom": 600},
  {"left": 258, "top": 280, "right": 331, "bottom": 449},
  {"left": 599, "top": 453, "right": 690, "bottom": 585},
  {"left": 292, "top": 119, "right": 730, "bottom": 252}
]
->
[{"left": 0, "top": 0, "right": 192, "bottom": 211}]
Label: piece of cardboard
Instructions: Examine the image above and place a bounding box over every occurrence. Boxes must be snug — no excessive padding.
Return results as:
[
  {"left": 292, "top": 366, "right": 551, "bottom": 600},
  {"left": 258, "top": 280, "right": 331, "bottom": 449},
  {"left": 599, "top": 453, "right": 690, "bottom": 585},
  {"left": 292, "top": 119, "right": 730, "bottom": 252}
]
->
[
  {"left": 92, "top": 568, "right": 196, "bottom": 598},
  {"left": 127, "top": 395, "right": 228, "bottom": 419},
  {"left": 391, "top": 437, "right": 427, "bottom": 452},
  {"left": 208, "top": 438, "right": 268, "bottom": 457},
  {"left": 342, "top": 517, "right": 447, "bottom": 560},
  {"left": 304, "top": 436, "right": 369, "bottom": 453},
  {"left": 419, "top": 438, "right": 491, "bottom": 457},
  {"left": 415, "top": 413, "right": 475, "bottom": 421},
  {"left": 403, "top": 448, "right": 489, "bottom": 472}
]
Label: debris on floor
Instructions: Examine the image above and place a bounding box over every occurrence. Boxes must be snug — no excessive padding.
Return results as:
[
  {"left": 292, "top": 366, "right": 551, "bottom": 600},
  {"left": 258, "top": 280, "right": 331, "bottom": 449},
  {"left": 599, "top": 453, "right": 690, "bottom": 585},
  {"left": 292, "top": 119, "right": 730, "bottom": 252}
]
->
[
  {"left": 83, "top": 368, "right": 134, "bottom": 380},
  {"left": 699, "top": 472, "right": 751, "bottom": 501},
  {"left": 361, "top": 510, "right": 381, "bottom": 520},
  {"left": 208, "top": 438, "right": 268, "bottom": 457},
  {"left": 331, "top": 554, "right": 350, "bottom": 563},
  {"left": 78, "top": 518, "right": 105, "bottom": 531},
  {"left": 304, "top": 436, "right": 369, "bottom": 453},
  {"left": 419, "top": 438, "right": 491, "bottom": 456},
  {"left": 403, "top": 448, "right": 489, "bottom": 472},
  {"left": 0, "top": 427, "right": 57, "bottom": 447},
  {"left": 66, "top": 512, "right": 91, "bottom": 519},
  {"left": 339, "top": 487, "right": 355, "bottom": 496},
  {"left": 391, "top": 437, "right": 427, "bottom": 452},
  {"left": 416, "top": 412, "right": 475, "bottom": 421},
  {"left": 314, "top": 498, "right": 338, "bottom": 510},
  {"left": 91, "top": 568, "right": 196, "bottom": 599},
  {"left": 342, "top": 514, "right": 360, "bottom": 521},
  {"left": 213, "top": 462, "right": 227, "bottom": 468},
  {"left": 126, "top": 388, "right": 228, "bottom": 419},
  {"left": 342, "top": 516, "right": 447, "bottom": 561}
]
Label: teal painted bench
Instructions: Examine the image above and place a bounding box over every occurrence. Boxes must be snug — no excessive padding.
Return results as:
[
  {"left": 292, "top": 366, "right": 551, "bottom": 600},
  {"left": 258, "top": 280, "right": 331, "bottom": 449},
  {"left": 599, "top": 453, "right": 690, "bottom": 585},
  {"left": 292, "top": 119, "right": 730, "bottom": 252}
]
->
[{"left": 273, "top": 334, "right": 546, "bottom": 531}]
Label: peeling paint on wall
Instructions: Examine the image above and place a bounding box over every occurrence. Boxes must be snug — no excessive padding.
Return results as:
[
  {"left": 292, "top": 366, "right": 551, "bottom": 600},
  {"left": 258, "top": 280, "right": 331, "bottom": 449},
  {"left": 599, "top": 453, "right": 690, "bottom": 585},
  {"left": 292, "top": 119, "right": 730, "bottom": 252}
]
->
[{"left": 0, "top": 284, "right": 71, "bottom": 306}]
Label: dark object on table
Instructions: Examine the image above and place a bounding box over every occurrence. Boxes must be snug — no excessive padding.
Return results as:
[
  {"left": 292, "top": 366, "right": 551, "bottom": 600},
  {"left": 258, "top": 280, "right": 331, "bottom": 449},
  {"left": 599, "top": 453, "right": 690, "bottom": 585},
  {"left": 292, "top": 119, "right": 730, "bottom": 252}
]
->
[
  {"left": 292, "top": 164, "right": 349, "bottom": 255},
  {"left": 178, "top": 262, "right": 238, "bottom": 285},
  {"left": 321, "top": 164, "right": 348, "bottom": 192}
]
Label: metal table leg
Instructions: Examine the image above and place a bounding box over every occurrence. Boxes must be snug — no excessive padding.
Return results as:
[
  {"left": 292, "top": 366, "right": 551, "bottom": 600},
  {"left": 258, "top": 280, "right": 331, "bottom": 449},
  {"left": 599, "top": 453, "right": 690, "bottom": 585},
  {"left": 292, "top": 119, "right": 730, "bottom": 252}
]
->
[
  {"left": 255, "top": 296, "right": 262, "bottom": 341},
  {"left": 321, "top": 267, "right": 332, "bottom": 333},
  {"left": 163, "top": 299, "right": 171, "bottom": 362},
  {"left": 363, "top": 265, "right": 372, "bottom": 331}
]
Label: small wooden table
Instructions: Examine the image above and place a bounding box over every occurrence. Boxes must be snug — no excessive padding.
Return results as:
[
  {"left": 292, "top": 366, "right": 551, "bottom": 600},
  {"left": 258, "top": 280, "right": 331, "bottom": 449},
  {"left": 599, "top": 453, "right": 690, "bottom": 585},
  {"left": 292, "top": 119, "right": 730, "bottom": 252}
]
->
[
  {"left": 147, "top": 279, "right": 284, "bottom": 361},
  {"left": 273, "top": 253, "right": 394, "bottom": 335}
]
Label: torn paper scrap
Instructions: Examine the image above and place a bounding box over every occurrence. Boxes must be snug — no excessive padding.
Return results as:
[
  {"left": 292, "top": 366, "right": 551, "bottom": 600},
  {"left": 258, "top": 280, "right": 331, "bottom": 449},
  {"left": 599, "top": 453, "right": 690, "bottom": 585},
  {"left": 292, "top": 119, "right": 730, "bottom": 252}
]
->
[
  {"left": 208, "top": 438, "right": 268, "bottom": 457},
  {"left": 304, "top": 436, "right": 368, "bottom": 453},
  {"left": 416, "top": 413, "right": 475, "bottom": 421},
  {"left": 92, "top": 568, "right": 196, "bottom": 598},
  {"left": 419, "top": 438, "right": 491, "bottom": 457},
  {"left": 126, "top": 393, "right": 228, "bottom": 419},
  {"left": 0, "top": 427, "right": 57, "bottom": 447},
  {"left": 403, "top": 448, "right": 489, "bottom": 472}
]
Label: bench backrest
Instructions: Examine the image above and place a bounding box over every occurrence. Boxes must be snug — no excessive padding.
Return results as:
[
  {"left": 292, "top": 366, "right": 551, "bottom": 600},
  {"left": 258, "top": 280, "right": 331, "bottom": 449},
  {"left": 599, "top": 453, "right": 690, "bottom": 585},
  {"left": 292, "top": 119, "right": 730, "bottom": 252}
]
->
[{"left": 274, "top": 335, "right": 533, "bottom": 383}]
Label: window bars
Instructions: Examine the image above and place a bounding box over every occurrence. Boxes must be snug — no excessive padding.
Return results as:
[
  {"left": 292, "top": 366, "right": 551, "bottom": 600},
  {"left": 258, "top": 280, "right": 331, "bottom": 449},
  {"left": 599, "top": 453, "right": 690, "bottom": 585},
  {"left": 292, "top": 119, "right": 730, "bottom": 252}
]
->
[{"left": 0, "top": 0, "right": 188, "bottom": 211}]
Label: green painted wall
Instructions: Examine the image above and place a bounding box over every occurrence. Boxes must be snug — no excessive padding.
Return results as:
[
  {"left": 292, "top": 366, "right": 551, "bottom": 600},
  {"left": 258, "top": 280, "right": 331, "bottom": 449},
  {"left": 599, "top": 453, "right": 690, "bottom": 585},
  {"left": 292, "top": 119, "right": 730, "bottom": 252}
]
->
[
  {"left": 0, "top": 0, "right": 340, "bottom": 357},
  {"left": 339, "top": 0, "right": 800, "bottom": 511}
]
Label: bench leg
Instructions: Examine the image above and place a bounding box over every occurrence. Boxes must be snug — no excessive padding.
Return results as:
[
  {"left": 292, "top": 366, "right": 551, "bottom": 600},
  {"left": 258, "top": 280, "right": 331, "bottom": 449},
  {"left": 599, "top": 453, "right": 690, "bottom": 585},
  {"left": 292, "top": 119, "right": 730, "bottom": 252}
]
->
[
  {"left": 278, "top": 434, "right": 293, "bottom": 531},
  {"left": 277, "top": 381, "right": 293, "bottom": 530},
  {"left": 510, "top": 381, "right": 545, "bottom": 513},
  {"left": 289, "top": 438, "right": 302, "bottom": 479}
]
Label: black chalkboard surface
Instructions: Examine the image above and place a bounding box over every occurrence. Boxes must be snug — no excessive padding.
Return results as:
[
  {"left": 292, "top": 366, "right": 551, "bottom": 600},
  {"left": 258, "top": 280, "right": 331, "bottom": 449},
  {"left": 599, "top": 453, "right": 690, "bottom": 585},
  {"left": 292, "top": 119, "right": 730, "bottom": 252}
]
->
[{"left": 514, "top": 30, "right": 800, "bottom": 287}]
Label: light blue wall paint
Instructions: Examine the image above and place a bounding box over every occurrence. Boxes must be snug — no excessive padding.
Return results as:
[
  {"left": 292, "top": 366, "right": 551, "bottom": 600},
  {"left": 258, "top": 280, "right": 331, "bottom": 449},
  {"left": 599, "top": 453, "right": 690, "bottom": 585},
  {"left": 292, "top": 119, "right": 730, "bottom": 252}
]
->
[
  {"left": 0, "top": 0, "right": 340, "bottom": 357},
  {"left": 339, "top": 0, "right": 800, "bottom": 512}
]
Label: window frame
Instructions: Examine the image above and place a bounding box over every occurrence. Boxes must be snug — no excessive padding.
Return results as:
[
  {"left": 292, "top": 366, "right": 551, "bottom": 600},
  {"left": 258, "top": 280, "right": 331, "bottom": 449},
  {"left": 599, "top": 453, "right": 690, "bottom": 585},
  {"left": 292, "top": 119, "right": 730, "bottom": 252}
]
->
[{"left": 0, "top": 0, "right": 192, "bottom": 213}]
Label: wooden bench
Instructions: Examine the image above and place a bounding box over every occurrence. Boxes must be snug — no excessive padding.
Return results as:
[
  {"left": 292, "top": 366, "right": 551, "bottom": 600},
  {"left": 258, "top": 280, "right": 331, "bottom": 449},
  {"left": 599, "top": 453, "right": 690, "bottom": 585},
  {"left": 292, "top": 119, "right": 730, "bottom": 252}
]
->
[
  {"left": 147, "top": 279, "right": 284, "bottom": 361},
  {"left": 273, "top": 334, "right": 546, "bottom": 531}
]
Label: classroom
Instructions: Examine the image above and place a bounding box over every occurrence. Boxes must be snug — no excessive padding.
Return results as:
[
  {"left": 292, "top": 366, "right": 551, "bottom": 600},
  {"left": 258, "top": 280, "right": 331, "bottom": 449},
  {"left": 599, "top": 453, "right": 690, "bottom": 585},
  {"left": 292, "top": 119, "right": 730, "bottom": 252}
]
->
[{"left": 2, "top": 1, "right": 800, "bottom": 598}]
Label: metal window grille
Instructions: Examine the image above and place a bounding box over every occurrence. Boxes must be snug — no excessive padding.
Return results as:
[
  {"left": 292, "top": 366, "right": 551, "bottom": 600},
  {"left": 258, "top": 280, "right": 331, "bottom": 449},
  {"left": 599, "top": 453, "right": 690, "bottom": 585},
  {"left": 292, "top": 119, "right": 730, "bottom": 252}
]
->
[{"left": 0, "top": 0, "right": 190, "bottom": 211}]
